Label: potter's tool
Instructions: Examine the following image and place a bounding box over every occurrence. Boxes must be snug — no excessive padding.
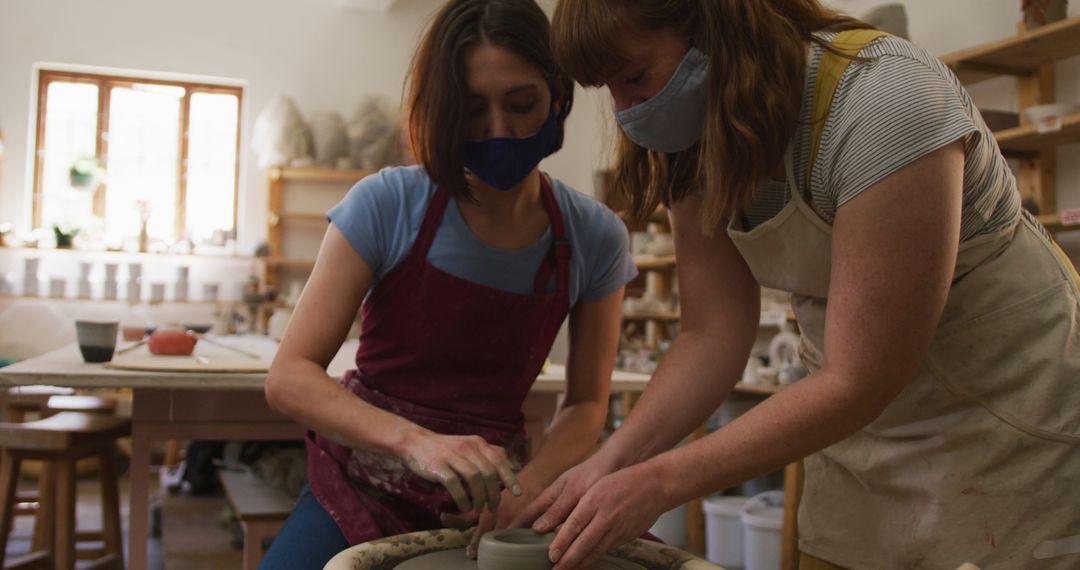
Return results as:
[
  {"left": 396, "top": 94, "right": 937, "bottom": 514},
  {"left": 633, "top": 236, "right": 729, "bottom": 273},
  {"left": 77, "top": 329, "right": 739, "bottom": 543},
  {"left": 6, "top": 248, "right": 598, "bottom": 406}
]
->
[
  {"left": 116, "top": 339, "right": 148, "bottom": 355},
  {"left": 192, "top": 334, "right": 261, "bottom": 359}
]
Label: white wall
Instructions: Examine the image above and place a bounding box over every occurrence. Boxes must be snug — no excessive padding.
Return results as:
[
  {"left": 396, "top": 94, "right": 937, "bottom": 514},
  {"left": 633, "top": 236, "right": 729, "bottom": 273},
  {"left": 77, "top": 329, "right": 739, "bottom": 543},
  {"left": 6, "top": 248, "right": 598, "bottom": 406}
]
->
[{"left": 0, "top": 0, "right": 613, "bottom": 254}]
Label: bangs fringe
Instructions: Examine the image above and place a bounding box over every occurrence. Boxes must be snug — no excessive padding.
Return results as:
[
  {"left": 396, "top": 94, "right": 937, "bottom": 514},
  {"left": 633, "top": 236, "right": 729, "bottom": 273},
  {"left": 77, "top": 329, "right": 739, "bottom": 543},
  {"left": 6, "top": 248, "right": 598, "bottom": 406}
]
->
[{"left": 551, "top": 0, "right": 631, "bottom": 87}]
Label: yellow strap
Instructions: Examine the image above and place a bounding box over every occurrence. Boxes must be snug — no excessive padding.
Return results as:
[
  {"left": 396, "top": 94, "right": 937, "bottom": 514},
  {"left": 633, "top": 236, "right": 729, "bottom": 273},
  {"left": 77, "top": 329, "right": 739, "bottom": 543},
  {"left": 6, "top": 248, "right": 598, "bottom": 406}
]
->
[{"left": 807, "top": 29, "right": 890, "bottom": 189}]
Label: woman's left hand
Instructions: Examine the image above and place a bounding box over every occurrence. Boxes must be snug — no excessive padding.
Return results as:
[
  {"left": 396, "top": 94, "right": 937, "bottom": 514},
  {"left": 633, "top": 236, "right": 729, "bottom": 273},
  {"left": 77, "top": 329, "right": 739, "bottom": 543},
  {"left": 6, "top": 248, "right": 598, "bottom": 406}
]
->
[{"left": 546, "top": 463, "right": 669, "bottom": 570}]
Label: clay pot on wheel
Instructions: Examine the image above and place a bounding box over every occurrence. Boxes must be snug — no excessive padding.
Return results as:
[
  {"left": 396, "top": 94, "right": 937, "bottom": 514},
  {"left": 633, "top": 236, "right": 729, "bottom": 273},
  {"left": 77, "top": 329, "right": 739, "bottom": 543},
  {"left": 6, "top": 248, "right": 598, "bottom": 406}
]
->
[{"left": 477, "top": 529, "right": 555, "bottom": 570}]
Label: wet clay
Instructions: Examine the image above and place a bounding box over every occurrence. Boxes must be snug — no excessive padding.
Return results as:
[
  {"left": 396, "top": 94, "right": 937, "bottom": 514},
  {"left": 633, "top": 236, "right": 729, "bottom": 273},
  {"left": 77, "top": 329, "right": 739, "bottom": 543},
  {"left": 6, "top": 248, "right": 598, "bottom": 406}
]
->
[{"left": 394, "top": 549, "right": 645, "bottom": 570}]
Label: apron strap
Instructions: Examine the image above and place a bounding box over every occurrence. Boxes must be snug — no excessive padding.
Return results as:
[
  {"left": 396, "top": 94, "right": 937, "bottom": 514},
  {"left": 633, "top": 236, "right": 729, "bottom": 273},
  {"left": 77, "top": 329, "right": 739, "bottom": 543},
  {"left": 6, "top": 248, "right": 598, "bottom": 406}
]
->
[
  {"left": 807, "top": 29, "right": 890, "bottom": 189},
  {"left": 532, "top": 175, "right": 572, "bottom": 298},
  {"left": 410, "top": 187, "right": 452, "bottom": 260}
]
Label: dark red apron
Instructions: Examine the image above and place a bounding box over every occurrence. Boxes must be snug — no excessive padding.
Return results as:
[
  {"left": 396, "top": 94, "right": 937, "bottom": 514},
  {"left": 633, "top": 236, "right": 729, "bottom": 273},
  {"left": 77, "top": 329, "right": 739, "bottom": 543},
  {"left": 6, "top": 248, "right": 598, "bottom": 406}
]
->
[{"left": 306, "top": 176, "right": 572, "bottom": 545}]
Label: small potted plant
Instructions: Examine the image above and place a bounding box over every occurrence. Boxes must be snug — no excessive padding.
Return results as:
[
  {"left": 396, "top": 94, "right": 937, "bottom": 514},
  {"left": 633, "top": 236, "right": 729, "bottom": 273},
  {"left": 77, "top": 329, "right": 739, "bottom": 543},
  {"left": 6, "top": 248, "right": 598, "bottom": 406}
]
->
[
  {"left": 69, "top": 157, "right": 105, "bottom": 189},
  {"left": 53, "top": 224, "right": 79, "bottom": 249}
]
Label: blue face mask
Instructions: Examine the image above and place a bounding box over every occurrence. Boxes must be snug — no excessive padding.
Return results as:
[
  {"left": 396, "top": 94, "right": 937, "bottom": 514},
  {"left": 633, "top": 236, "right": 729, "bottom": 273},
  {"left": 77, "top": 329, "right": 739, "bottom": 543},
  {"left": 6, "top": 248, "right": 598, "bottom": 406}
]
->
[
  {"left": 615, "top": 47, "right": 708, "bottom": 153},
  {"left": 463, "top": 111, "right": 559, "bottom": 191}
]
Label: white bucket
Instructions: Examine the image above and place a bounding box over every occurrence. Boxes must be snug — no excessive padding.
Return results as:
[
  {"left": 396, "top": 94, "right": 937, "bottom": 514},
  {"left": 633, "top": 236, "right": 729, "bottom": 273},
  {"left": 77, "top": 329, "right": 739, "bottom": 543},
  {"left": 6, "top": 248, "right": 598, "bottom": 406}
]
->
[
  {"left": 740, "top": 491, "right": 784, "bottom": 570},
  {"left": 649, "top": 502, "right": 688, "bottom": 547},
  {"left": 703, "top": 495, "right": 748, "bottom": 568}
]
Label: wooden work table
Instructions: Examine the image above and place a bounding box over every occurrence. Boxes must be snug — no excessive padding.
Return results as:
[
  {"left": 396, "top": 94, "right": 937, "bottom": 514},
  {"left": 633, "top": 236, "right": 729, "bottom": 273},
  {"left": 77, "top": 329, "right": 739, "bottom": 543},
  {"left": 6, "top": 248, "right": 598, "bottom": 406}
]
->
[{"left": 0, "top": 336, "right": 652, "bottom": 570}]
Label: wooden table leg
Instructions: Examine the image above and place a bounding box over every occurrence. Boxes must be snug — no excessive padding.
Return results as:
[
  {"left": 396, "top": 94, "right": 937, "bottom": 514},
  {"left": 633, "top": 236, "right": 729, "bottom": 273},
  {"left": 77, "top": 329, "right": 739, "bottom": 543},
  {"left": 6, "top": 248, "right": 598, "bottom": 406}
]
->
[
  {"left": 127, "top": 424, "right": 153, "bottom": 570},
  {"left": 781, "top": 460, "right": 805, "bottom": 570}
]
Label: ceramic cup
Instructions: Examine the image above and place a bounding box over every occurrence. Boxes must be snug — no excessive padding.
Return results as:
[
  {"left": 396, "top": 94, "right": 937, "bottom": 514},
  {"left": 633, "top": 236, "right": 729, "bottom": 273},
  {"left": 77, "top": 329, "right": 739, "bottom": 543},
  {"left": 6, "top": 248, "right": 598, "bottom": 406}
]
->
[
  {"left": 75, "top": 320, "right": 119, "bottom": 363},
  {"left": 49, "top": 278, "right": 66, "bottom": 299},
  {"left": 149, "top": 282, "right": 166, "bottom": 304},
  {"left": 477, "top": 529, "right": 555, "bottom": 570},
  {"left": 202, "top": 283, "right": 220, "bottom": 302}
]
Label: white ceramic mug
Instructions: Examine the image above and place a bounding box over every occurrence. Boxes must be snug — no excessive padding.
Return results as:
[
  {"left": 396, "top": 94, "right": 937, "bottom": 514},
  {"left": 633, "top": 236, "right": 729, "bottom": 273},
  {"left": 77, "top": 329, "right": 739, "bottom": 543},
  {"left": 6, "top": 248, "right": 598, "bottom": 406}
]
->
[{"left": 74, "top": 320, "right": 119, "bottom": 363}]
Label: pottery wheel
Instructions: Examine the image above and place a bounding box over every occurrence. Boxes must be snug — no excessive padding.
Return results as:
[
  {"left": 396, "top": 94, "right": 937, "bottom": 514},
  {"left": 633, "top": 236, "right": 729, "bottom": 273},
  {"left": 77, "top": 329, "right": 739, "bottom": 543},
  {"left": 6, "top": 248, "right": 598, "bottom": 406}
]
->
[{"left": 395, "top": 549, "right": 646, "bottom": 569}]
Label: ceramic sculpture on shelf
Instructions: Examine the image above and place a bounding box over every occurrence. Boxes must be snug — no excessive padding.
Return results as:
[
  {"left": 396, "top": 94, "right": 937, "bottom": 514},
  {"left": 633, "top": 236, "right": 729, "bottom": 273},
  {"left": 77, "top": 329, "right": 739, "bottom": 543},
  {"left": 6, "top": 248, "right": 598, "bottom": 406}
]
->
[
  {"left": 310, "top": 112, "right": 350, "bottom": 167},
  {"left": 347, "top": 96, "right": 403, "bottom": 170},
  {"left": 1023, "top": 0, "right": 1067, "bottom": 28},
  {"left": 251, "top": 96, "right": 313, "bottom": 169}
]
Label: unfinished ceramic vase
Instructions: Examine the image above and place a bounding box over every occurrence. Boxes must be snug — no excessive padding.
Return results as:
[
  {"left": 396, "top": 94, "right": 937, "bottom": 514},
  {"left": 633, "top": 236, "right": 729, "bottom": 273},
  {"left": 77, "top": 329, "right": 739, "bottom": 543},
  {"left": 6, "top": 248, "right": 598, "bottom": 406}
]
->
[
  {"left": 310, "top": 111, "right": 349, "bottom": 167},
  {"left": 251, "top": 95, "right": 312, "bottom": 169},
  {"left": 477, "top": 529, "right": 554, "bottom": 570},
  {"left": 347, "top": 96, "right": 402, "bottom": 169}
]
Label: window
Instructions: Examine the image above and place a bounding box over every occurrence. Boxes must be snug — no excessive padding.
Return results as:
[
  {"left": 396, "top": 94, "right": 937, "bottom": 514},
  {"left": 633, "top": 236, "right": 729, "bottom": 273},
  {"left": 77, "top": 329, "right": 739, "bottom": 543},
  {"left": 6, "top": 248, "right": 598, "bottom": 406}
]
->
[{"left": 33, "top": 70, "right": 242, "bottom": 247}]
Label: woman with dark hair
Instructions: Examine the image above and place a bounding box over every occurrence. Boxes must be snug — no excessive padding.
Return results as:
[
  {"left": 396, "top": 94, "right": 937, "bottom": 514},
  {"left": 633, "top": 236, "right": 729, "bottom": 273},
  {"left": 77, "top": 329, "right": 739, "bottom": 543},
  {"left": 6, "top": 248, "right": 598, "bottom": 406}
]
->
[
  {"left": 260, "top": 0, "right": 636, "bottom": 567},
  {"left": 515, "top": 1, "right": 1080, "bottom": 569}
]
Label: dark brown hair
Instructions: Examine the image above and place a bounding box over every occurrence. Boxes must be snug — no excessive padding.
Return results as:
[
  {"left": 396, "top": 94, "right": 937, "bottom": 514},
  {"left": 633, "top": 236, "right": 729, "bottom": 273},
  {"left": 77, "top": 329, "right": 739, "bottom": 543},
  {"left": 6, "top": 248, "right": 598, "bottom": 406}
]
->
[
  {"left": 553, "top": 0, "right": 869, "bottom": 234},
  {"left": 407, "top": 0, "right": 574, "bottom": 198}
]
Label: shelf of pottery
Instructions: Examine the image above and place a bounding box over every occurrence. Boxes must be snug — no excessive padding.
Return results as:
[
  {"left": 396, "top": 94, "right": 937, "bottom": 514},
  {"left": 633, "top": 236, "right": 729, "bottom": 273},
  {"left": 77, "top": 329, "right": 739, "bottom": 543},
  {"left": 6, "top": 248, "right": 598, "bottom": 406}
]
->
[
  {"left": 940, "top": 14, "right": 1080, "bottom": 231},
  {"left": 259, "top": 166, "right": 376, "bottom": 292},
  {"left": 0, "top": 256, "right": 232, "bottom": 306},
  {"left": 620, "top": 219, "right": 805, "bottom": 398}
]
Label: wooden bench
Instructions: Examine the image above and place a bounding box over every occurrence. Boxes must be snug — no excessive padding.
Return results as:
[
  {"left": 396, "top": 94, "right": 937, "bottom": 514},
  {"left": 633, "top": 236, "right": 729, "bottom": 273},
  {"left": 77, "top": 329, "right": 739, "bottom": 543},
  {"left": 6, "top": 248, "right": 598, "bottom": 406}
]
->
[{"left": 217, "top": 468, "right": 295, "bottom": 570}]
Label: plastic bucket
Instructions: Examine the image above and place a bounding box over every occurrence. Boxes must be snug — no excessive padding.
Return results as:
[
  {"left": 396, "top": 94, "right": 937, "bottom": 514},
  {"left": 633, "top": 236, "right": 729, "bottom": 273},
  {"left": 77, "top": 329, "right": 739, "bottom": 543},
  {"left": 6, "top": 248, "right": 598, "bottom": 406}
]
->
[
  {"left": 702, "top": 495, "right": 748, "bottom": 568},
  {"left": 649, "top": 502, "right": 688, "bottom": 546},
  {"left": 740, "top": 491, "right": 784, "bottom": 570}
]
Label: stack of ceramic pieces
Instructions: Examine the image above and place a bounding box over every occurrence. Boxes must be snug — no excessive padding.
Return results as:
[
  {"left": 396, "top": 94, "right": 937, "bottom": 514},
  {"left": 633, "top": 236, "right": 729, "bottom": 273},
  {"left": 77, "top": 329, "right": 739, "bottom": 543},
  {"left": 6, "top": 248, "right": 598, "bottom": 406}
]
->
[
  {"left": 103, "top": 263, "right": 119, "bottom": 300},
  {"left": 127, "top": 262, "right": 142, "bottom": 304},
  {"left": 77, "top": 261, "right": 93, "bottom": 299}
]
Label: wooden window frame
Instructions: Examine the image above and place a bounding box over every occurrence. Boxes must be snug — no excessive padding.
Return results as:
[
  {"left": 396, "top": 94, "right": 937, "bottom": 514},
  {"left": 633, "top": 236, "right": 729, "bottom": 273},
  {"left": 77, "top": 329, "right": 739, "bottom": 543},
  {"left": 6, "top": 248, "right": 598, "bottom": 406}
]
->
[{"left": 32, "top": 69, "right": 243, "bottom": 241}]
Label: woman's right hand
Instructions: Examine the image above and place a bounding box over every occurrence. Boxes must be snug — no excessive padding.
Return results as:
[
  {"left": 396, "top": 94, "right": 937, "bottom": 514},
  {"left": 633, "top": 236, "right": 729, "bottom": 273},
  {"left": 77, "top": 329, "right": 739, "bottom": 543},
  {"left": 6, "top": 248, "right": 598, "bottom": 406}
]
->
[
  {"left": 398, "top": 427, "right": 522, "bottom": 514},
  {"left": 510, "top": 453, "right": 618, "bottom": 532}
]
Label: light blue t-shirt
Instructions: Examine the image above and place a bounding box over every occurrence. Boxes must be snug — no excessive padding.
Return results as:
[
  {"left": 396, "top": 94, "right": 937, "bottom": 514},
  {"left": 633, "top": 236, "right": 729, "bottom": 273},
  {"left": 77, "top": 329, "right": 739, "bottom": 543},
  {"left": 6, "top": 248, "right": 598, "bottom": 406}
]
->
[{"left": 327, "top": 166, "right": 637, "bottom": 306}]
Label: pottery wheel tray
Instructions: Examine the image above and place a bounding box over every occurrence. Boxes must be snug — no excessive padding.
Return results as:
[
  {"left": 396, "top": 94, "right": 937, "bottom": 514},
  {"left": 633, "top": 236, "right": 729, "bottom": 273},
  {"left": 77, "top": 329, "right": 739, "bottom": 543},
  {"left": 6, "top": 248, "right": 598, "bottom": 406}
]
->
[{"left": 324, "top": 529, "right": 723, "bottom": 570}]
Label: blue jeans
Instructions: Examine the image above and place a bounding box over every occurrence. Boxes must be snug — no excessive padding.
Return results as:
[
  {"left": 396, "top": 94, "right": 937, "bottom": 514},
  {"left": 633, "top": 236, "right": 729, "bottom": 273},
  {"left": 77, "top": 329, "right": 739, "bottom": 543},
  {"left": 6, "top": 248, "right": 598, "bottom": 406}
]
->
[{"left": 259, "top": 485, "right": 349, "bottom": 570}]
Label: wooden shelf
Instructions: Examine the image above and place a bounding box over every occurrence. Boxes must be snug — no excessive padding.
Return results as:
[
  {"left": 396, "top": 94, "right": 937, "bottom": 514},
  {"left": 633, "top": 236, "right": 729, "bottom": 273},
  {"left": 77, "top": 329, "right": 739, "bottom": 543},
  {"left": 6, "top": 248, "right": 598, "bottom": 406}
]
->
[
  {"left": 1036, "top": 213, "right": 1080, "bottom": 233},
  {"left": 261, "top": 257, "right": 315, "bottom": 270},
  {"left": 0, "top": 294, "right": 220, "bottom": 305},
  {"left": 267, "top": 166, "right": 376, "bottom": 183},
  {"left": 623, "top": 311, "right": 680, "bottom": 322},
  {"left": 995, "top": 112, "right": 1080, "bottom": 154},
  {"left": 622, "top": 309, "right": 797, "bottom": 325},
  {"left": 941, "top": 16, "right": 1080, "bottom": 85},
  {"left": 633, "top": 255, "right": 676, "bottom": 270},
  {"left": 0, "top": 246, "right": 250, "bottom": 261},
  {"left": 733, "top": 382, "right": 781, "bottom": 396}
]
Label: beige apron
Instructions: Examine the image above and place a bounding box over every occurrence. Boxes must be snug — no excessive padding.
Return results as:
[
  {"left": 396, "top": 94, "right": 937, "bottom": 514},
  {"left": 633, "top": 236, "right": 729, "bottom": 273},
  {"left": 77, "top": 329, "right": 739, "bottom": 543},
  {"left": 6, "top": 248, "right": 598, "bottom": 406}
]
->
[{"left": 726, "top": 33, "right": 1080, "bottom": 569}]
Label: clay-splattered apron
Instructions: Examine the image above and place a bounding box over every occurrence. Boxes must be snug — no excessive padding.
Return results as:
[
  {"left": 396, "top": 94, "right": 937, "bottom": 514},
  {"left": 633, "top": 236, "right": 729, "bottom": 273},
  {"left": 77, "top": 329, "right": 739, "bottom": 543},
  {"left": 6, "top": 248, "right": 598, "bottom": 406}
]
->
[
  {"left": 306, "top": 176, "right": 571, "bottom": 545},
  {"left": 726, "top": 30, "right": 1080, "bottom": 570}
]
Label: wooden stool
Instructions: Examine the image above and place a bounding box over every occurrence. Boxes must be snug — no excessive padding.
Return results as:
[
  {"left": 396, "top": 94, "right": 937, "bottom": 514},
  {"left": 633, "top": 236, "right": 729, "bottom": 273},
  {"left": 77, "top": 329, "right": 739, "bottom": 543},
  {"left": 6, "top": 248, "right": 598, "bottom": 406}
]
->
[
  {"left": 219, "top": 468, "right": 294, "bottom": 570},
  {"left": 0, "top": 412, "right": 130, "bottom": 570},
  {"left": 1, "top": 387, "right": 75, "bottom": 423}
]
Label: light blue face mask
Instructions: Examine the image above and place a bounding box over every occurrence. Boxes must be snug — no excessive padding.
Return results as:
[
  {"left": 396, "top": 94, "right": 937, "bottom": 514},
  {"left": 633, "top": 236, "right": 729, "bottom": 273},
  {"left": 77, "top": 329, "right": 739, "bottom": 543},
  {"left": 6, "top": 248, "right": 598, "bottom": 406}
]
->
[{"left": 615, "top": 47, "right": 708, "bottom": 153}]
